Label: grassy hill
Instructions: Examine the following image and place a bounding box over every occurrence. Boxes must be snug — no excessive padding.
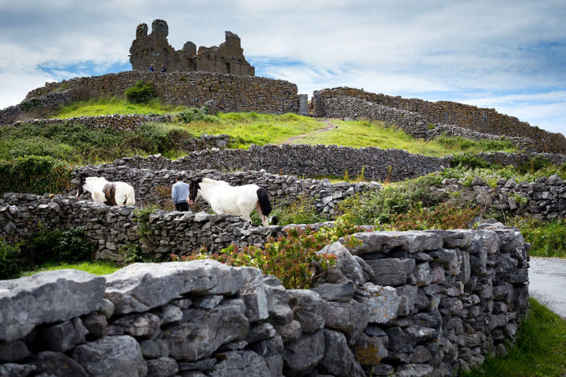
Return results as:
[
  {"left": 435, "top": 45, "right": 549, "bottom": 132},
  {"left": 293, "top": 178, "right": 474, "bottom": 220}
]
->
[{"left": 2, "top": 99, "right": 566, "bottom": 376}]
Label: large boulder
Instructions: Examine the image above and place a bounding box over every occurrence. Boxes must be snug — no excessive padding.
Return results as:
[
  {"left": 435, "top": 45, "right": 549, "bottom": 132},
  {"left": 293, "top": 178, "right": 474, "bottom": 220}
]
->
[
  {"left": 208, "top": 351, "right": 272, "bottom": 377},
  {"left": 0, "top": 270, "right": 105, "bottom": 342},
  {"left": 72, "top": 335, "right": 147, "bottom": 377},
  {"left": 105, "top": 260, "right": 260, "bottom": 314}
]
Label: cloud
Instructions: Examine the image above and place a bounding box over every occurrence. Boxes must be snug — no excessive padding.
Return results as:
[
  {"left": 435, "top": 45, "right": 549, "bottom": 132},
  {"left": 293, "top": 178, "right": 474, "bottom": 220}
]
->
[{"left": 0, "top": 0, "right": 565, "bottom": 135}]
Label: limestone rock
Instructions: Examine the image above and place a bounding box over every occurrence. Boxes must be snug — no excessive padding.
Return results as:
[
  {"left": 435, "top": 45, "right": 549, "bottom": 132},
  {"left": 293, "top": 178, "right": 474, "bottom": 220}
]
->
[
  {"left": 0, "top": 270, "right": 105, "bottom": 342},
  {"left": 208, "top": 351, "right": 271, "bottom": 377},
  {"left": 72, "top": 335, "right": 147, "bottom": 377},
  {"left": 105, "top": 260, "right": 259, "bottom": 314},
  {"left": 320, "top": 329, "right": 366, "bottom": 377},
  {"left": 283, "top": 330, "right": 325, "bottom": 375}
]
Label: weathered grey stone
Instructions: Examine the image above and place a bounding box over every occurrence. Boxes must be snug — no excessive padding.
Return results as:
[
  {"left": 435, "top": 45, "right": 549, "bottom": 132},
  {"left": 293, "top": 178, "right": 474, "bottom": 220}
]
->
[
  {"left": 100, "top": 298, "right": 115, "bottom": 319},
  {"left": 0, "top": 363, "right": 36, "bottom": 377},
  {"left": 209, "top": 351, "right": 272, "bottom": 377},
  {"left": 0, "top": 339, "right": 30, "bottom": 362},
  {"left": 249, "top": 335, "right": 284, "bottom": 377},
  {"left": 396, "top": 364, "right": 434, "bottom": 377},
  {"left": 164, "top": 301, "right": 249, "bottom": 361},
  {"left": 147, "top": 357, "right": 178, "bottom": 377},
  {"left": 157, "top": 304, "right": 183, "bottom": 325},
  {"left": 283, "top": 330, "right": 325, "bottom": 375},
  {"left": 354, "top": 332, "right": 388, "bottom": 366},
  {"left": 274, "top": 320, "right": 302, "bottom": 343},
  {"left": 105, "top": 260, "right": 260, "bottom": 314},
  {"left": 396, "top": 285, "right": 419, "bottom": 316},
  {"left": 246, "top": 322, "right": 277, "bottom": 344},
  {"left": 112, "top": 312, "right": 161, "bottom": 339},
  {"left": 35, "top": 351, "right": 88, "bottom": 377},
  {"left": 311, "top": 282, "right": 354, "bottom": 302},
  {"left": 320, "top": 329, "right": 366, "bottom": 377},
  {"left": 72, "top": 335, "right": 147, "bottom": 377},
  {"left": 347, "top": 231, "right": 442, "bottom": 255},
  {"left": 320, "top": 300, "right": 369, "bottom": 342},
  {"left": 360, "top": 283, "right": 402, "bottom": 324},
  {"left": 241, "top": 278, "right": 269, "bottom": 322},
  {"left": 411, "top": 345, "right": 432, "bottom": 363},
  {"left": 287, "top": 290, "right": 325, "bottom": 333},
  {"left": 364, "top": 258, "right": 415, "bottom": 286},
  {"left": 140, "top": 338, "right": 169, "bottom": 359},
  {"left": 41, "top": 317, "right": 88, "bottom": 352},
  {"left": 318, "top": 242, "right": 365, "bottom": 284},
  {"left": 0, "top": 270, "right": 105, "bottom": 342},
  {"left": 178, "top": 358, "right": 217, "bottom": 372},
  {"left": 263, "top": 280, "right": 293, "bottom": 325},
  {"left": 193, "top": 295, "right": 223, "bottom": 309},
  {"left": 82, "top": 313, "right": 108, "bottom": 340}
]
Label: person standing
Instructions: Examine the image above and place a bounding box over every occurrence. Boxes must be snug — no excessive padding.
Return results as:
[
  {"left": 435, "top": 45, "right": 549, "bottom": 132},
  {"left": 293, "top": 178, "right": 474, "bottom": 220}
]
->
[{"left": 171, "top": 178, "right": 190, "bottom": 211}]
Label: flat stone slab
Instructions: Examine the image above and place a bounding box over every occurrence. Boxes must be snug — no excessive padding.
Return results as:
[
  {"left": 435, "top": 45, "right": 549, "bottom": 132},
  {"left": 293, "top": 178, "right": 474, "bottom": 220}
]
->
[
  {"left": 105, "top": 260, "right": 261, "bottom": 314},
  {"left": 0, "top": 270, "right": 105, "bottom": 342}
]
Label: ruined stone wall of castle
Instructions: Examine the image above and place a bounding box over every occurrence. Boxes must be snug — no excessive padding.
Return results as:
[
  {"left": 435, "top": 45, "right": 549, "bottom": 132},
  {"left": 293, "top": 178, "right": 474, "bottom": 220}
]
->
[
  {"left": 0, "top": 71, "right": 299, "bottom": 124},
  {"left": 313, "top": 87, "right": 566, "bottom": 154},
  {"left": 129, "top": 19, "right": 255, "bottom": 76}
]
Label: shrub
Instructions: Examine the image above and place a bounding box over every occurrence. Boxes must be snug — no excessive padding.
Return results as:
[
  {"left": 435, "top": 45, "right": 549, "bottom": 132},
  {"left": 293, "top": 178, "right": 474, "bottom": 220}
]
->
[
  {"left": 20, "top": 227, "right": 96, "bottom": 267},
  {"left": 173, "top": 218, "right": 363, "bottom": 289},
  {"left": 382, "top": 202, "right": 480, "bottom": 231},
  {"left": 0, "top": 156, "right": 72, "bottom": 195},
  {"left": 450, "top": 153, "right": 493, "bottom": 169},
  {"left": 176, "top": 107, "right": 217, "bottom": 123},
  {"left": 511, "top": 217, "right": 566, "bottom": 257},
  {"left": 271, "top": 195, "right": 329, "bottom": 226},
  {"left": 0, "top": 239, "right": 23, "bottom": 279},
  {"left": 125, "top": 80, "right": 157, "bottom": 103}
]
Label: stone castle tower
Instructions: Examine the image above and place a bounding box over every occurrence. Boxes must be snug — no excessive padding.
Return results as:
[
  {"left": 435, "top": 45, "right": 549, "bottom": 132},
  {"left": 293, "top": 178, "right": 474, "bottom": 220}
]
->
[{"left": 129, "top": 19, "right": 255, "bottom": 76}]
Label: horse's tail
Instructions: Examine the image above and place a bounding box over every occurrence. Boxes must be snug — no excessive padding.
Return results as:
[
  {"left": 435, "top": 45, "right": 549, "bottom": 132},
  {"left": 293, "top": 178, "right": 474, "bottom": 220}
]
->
[
  {"left": 103, "top": 183, "right": 117, "bottom": 206},
  {"left": 256, "top": 188, "right": 272, "bottom": 216}
]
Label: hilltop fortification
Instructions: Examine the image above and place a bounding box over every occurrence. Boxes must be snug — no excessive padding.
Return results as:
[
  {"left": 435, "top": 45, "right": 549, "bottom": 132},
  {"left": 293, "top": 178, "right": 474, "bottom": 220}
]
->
[{"left": 129, "top": 19, "right": 255, "bottom": 76}]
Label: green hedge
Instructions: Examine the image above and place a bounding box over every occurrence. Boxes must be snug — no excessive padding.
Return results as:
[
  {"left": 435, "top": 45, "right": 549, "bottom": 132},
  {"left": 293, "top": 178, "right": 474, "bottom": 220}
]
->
[
  {"left": 125, "top": 80, "right": 157, "bottom": 103},
  {"left": 0, "top": 156, "right": 72, "bottom": 195}
]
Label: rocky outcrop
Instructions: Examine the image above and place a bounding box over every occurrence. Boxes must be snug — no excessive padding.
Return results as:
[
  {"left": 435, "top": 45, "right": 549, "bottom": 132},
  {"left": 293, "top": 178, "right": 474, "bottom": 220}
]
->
[{"left": 0, "top": 227, "right": 529, "bottom": 376}]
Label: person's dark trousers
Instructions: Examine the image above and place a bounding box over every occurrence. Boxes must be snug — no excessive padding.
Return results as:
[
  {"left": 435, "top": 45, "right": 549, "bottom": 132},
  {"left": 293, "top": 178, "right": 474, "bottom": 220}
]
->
[{"left": 175, "top": 202, "right": 189, "bottom": 211}]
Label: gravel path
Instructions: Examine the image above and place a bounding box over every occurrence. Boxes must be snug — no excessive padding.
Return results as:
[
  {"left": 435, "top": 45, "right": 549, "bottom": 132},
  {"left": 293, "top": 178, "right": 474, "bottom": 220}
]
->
[
  {"left": 529, "top": 257, "right": 566, "bottom": 318},
  {"left": 281, "top": 119, "right": 336, "bottom": 144}
]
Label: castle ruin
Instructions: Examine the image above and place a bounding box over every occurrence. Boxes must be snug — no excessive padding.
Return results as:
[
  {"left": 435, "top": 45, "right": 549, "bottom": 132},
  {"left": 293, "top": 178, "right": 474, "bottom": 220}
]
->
[{"left": 129, "top": 19, "right": 255, "bottom": 76}]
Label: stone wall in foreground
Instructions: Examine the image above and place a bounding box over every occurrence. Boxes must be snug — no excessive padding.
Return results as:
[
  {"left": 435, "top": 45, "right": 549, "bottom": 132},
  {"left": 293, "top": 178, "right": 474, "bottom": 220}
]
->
[
  {"left": 0, "top": 225, "right": 529, "bottom": 377},
  {"left": 313, "top": 87, "right": 566, "bottom": 154}
]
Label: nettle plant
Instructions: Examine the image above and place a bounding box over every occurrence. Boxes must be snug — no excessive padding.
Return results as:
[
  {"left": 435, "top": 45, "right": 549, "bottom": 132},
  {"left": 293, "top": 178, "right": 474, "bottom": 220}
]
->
[{"left": 172, "top": 218, "right": 364, "bottom": 289}]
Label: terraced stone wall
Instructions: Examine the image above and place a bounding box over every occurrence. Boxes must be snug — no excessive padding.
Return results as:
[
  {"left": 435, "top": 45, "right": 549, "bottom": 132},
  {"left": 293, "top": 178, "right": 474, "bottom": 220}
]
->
[
  {"left": 101, "top": 144, "right": 449, "bottom": 183},
  {"left": 0, "top": 226, "right": 529, "bottom": 377},
  {"left": 0, "top": 71, "right": 299, "bottom": 125},
  {"left": 313, "top": 87, "right": 566, "bottom": 154}
]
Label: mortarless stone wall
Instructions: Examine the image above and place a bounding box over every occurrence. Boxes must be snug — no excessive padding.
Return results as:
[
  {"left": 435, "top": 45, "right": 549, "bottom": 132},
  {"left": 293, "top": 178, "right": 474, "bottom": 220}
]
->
[
  {"left": 0, "top": 224, "right": 529, "bottom": 377},
  {"left": 313, "top": 88, "right": 566, "bottom": 154},
  {"left": 0, "top": 71, "right": 299, "bottom": 125}
]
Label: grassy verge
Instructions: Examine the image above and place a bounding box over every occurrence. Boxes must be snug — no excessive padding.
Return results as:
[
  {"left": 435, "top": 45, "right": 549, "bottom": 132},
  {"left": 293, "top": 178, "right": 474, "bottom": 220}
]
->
[
  {"left": 510, "top": 217, "right": 566, "bottom": 257},
  {"left": 52, "top": 97, "right": 188, "bottom": 118},
  {"left": 462, "top": 298, "right": 566, "bottom": 377},
  {"left": 297, "top": 120, "right": 517, "bottom": 156},
  {"left": 21, "top": 261, "right": 119, "bottom": 276}
]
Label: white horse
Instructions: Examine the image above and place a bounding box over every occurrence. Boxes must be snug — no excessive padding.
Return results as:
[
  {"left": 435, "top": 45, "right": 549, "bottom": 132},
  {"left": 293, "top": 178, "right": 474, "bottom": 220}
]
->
[
  {"left": 77, "top": 176, "right": 136, "bottom": 206},
  {"left": 188, "top": 177, "right": 277, "bottom": 226}
]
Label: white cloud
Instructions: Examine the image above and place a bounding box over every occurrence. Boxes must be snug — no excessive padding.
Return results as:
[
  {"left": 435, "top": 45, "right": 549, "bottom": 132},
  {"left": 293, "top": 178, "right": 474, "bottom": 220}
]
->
[{"left": 0, "top": 0, "right": 565, "bottom": 134}]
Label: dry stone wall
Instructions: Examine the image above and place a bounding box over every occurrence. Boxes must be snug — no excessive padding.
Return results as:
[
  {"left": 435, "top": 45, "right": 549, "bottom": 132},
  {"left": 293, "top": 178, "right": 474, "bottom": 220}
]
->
[
  {"left": 314, "top": 95, "right": 537, "bottom": 152},
  {"left": 0, "top": 225, "right": 529, "bottom": 377},
  {"left": 313, "top": 88, "right": 566, "bottom": 154},
  {"left": 0, "top": 71, "right": 299, "bottom": 125},
  {"left": 101, "top": 144, "right": 449, "bottom": 183}
]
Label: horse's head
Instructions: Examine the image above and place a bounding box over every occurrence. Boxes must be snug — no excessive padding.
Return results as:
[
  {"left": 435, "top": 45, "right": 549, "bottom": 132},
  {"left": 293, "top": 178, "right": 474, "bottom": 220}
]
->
[
  {"left": 188, "top": 177, "right": 203, "bottom": 204},
  {"left": 76, "top": 177, "right": 85, "bottom": 198}
]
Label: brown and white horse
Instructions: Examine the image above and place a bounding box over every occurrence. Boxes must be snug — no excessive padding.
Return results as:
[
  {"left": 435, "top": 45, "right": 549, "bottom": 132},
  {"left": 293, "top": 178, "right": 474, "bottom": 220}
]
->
[{"left": 77, "top": 176, "right": 135, "bottom": 206}]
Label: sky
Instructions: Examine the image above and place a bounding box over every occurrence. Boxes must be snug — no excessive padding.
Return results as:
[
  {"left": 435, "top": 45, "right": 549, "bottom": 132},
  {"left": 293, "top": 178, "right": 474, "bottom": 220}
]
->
[{"left": 1, "top": 0, "right": 565, "bottom": 136}]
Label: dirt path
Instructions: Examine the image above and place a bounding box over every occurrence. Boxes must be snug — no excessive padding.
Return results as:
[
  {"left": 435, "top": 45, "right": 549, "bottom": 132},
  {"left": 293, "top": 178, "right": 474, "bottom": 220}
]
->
[{"left": 281, "top": 119, "right": 337, "bottom": 144}]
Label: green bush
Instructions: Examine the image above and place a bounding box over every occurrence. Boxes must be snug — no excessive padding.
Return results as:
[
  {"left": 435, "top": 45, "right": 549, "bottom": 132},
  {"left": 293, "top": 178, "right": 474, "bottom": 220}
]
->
[
  {"left": 511, "top": 217, "right": 566, "bottom": 257},
  {"left": 20, "top": 227, "right": 96, "bottom": 267},
  {"left": 176, "top": 107, "right": 217, "bottom": 123},
  {"left": 268, "top": 195, "right": 328, "bottom": 226},
  {"left": 0, "top": 156, "right": 72, "bottom": 195},
  {"left": 125, "top": 80, "right": 157, "bottom": 103},
  {"left": 0, "top": 239, "right": 23, "bottom": 279},
  {"left": 450, "top": 153, "right": 494, "bottom": 169}
]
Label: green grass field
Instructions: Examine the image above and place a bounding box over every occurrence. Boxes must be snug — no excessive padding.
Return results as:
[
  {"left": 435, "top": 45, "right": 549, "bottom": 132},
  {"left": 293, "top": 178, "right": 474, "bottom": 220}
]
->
[
  {"left": 52, "top": 97, "right": 188, "bottom": 118},
  {"left": 22, "top": 261, "right": 119, "bottom": 276}
]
